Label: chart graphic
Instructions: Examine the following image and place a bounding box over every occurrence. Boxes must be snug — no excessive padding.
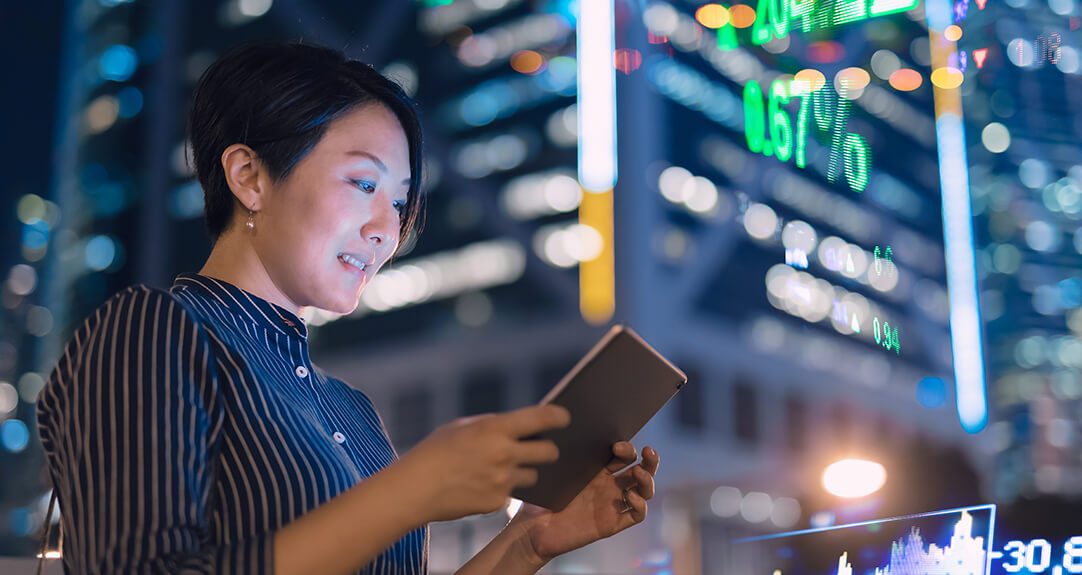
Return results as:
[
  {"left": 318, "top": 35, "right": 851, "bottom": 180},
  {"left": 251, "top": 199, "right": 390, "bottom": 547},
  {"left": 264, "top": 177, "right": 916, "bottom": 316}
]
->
[{"left": 731, "top": 505, "right": 996, "bottom": 575}]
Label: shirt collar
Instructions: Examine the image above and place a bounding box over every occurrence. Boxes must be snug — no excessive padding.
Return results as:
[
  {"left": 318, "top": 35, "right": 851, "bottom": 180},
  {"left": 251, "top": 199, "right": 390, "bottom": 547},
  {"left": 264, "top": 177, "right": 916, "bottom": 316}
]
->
[{"left": 171, "top": 272, "right": 308, "bottom": 340}]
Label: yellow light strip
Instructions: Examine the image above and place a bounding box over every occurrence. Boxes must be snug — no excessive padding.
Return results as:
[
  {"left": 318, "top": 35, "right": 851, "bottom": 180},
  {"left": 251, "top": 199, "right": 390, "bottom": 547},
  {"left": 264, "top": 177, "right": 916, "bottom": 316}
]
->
[{"left": 578, "top": 187, "right": 615, "bottom": 324}]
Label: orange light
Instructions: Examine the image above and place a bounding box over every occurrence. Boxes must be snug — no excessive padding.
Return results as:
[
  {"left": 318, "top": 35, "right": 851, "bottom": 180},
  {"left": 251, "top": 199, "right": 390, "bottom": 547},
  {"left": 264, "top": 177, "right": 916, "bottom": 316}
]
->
[
  {"left": 944, "top": 25, "right": 963, "bottom": 41},
  {"left": 930, "top": 67, "right": 964, "bottom": 89},
  {"left": 728, "top": 4, "right": 757, "bottom": 28},
  {"left": 510, "top": 50, "right": 545, "bottom": 75},
  {"left": 613, "top": 48, "right": 642, "bottom": 74},
  {"left": 695, "top": 4, "right": 731, "bottom": 28},
  {"left": 836, "top": 67, "right": 871, "bottom": 91},
  {"left": 792, "top": 68, "right": 827, "bottom": 94},
  {"left": 888, "top": 68, "right": 923, "bottom": 91}
]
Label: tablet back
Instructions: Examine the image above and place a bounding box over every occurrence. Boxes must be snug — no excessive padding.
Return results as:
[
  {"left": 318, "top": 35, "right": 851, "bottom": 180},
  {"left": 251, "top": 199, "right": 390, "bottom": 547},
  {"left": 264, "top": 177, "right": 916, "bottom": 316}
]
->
[{"left": 510, "top": 324, "right": 687, "bottom": 512}]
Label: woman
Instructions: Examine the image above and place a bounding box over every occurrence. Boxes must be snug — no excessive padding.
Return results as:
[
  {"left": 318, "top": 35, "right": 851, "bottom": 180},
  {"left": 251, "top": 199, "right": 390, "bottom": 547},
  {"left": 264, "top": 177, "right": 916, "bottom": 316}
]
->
[{"left": 35, "top": 41, "right": 660, "bottom": 575}]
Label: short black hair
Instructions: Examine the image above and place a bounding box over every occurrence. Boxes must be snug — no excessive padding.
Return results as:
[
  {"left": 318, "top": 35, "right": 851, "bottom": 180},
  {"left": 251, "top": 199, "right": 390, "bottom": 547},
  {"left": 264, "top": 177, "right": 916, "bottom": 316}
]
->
[{"left": 187, "top": 40, "right": 425, "bottom": 247}]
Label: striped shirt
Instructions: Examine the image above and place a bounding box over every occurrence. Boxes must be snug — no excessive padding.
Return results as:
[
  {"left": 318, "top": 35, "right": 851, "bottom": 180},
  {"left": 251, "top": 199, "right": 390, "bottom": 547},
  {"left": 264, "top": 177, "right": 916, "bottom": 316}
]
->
[{"left": 36, "top": 272, "right": 429, "bottom": 575}]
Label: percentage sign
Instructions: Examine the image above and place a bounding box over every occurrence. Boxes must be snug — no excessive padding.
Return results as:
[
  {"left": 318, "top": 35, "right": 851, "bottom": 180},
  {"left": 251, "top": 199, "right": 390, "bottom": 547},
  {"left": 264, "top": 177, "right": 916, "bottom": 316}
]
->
[{"left": 793, "top": 77, "right": 869, "bottom": 192}]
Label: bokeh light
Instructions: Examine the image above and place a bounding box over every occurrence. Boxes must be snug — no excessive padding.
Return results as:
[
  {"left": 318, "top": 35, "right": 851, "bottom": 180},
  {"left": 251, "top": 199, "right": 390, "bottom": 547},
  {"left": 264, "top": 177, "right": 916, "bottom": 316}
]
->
[
  {"left": 510, "top": 50, "right": 544, "bottom": 74},
  {"left": 1, "top": 420, "right": 29, "bottom": 453},
  {"left": 888, "top": 69, "right": 922, "bottom": 91},
  {"left": 930, "top": 67, "right": 964, "bottom": 89},
  {"left": 917, "top": 377, "right": 947, "bottom": 408},
  {"left": 727, "top": 4, "right": 757, "bottom": 28},
  {"left": 981, "top": 123, "right": 1011, "bottom": 153},
  {"left": 695, "top": 4, "right": 730, "bottom": 28},
  {"left": 822, "top": 459, "right": 887, "bottom": 498},
  {"left": 99, "top": 44, "right": 137, "bottom": 81}
]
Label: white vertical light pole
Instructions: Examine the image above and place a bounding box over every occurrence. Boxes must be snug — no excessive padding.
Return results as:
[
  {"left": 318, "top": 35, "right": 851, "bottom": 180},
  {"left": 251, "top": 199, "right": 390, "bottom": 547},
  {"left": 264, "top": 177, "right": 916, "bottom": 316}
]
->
[
  {"left": 926, "top": 0, "right": 987, "bottom": 433},
  {"left": 577, "top": 0, "right": 617, "bottom": 324},
  {"left": 578, "top": 0, "right": 617, "bottom": 193}
]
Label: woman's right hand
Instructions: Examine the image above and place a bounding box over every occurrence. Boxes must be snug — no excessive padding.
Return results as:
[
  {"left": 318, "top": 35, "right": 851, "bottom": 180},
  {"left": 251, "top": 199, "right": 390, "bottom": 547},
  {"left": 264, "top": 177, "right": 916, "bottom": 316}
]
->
[{"left": 399, "top": 404, "right": 571, "bottom": 523}]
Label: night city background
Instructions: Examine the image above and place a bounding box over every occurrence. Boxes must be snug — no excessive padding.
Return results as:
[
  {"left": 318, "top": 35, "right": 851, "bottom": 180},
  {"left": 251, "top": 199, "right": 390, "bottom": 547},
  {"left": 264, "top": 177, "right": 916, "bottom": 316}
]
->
[{"left": 1, "top": 0, "right": 1080, "bottom": 573}]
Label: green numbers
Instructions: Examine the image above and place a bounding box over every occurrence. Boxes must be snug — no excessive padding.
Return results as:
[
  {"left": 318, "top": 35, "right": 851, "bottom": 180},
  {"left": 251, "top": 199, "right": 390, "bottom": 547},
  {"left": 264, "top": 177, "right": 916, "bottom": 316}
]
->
[
  {"left": 869, "top": 0, "right": 920, "bottom": 16},
  {"left": 768, "top": 80, "right": 792, "bottom": 162},
  {"left": 790, "top": 0, "right": 816, "bottom": 32},
  {"left": 794, "top": 89, "right": 810, "bottom": 168},
  {"left": 744, "top": 76, "right": 871, "bottom": 194},
  {"left": 751, "top": 0, "right": 774, "bottom": 44},
  {"left": 873, "top": 316, "right": 900, "bottom": 354},
  {"left": 770, "top": 0, "right": 791, "bottom": 38},
  {"left": 744, "top": 78, "right": 790, "bottom": 158},
  {"left": 742, "top": 0, "right": 919, "bottom": 47},
  {"left": 744, "top": 81, "right": 767, "bottom": 153},
  {"left": 833, "top": 0, "right": 867, "bottom": 25}
]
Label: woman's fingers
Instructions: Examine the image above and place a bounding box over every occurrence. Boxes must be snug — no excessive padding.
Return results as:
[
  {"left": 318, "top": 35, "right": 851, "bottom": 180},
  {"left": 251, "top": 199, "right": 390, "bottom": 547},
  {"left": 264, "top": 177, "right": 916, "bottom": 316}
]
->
[
  {"left": 642, "top": 446, "right": 660, "bottom": 474},
  {"left": 515, "top": 439, "right": 560, "bottom": 465},
  {"left": 624, "top": 486, "right": 647, "bottom": 521},
  {"left": 631, "top": 465, "right": 655, "bottom": 499},
  {"left": 606, "top": 441, "right": 638, "bottom": 473}
]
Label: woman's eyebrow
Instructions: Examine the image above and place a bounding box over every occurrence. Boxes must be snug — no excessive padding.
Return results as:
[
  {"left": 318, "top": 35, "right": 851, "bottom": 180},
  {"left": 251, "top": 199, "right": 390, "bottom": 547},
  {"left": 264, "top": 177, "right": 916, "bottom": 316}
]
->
[{"left": 344, "top": 150, "right": 411, "bottom": 185}]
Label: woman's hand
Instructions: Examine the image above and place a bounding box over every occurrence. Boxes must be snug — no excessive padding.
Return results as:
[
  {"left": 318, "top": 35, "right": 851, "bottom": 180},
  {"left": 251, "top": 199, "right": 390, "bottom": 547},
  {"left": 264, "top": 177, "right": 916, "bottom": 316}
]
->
[
  {"left": 398, "top": 404, "right": 571, "bottom": 523},
  {"left": 510, "top": 442, "right": 660, "bottom": 563}
]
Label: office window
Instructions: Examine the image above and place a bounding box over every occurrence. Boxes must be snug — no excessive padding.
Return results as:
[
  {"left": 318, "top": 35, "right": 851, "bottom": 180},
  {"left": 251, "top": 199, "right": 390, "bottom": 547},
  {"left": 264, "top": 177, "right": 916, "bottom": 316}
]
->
[
  {"left": 393, "top": 387, "right": 432, "bottom": 449},
  {"left": 461, "top": 370, "right": 506, "bottom": 416},
  {"left": 733, "top": 379, "right": 759, "bottom": 444}
]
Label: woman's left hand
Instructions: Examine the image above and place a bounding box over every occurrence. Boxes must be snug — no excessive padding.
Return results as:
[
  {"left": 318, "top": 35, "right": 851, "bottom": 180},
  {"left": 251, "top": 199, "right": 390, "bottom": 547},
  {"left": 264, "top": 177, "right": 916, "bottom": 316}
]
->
[{"left": 510, "top": 442, "right": 659, "bottom": 564}]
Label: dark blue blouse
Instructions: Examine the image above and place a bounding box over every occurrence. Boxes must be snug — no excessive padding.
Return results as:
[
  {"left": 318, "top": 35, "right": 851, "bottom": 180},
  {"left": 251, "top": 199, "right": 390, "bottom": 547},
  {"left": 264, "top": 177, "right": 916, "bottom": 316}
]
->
[{"left": 36, "top": 272, "right": 428, "bottom": 574}]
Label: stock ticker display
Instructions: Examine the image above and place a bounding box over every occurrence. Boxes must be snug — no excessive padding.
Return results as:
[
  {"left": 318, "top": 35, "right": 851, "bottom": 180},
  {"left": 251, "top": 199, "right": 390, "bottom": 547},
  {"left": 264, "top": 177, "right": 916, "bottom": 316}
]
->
[
  {"left": 642, "top": 0, "right": 953, "bottom": 389},
  {"left": 731, "top": 505, "right": 1082, "bottom": 575}
]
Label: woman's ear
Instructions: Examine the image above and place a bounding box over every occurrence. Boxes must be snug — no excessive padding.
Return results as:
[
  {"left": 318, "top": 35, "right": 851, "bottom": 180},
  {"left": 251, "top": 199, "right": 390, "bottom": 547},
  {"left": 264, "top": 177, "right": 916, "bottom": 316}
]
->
[{"left": 221, "top": 143, "right": 266, "bottom": 212}]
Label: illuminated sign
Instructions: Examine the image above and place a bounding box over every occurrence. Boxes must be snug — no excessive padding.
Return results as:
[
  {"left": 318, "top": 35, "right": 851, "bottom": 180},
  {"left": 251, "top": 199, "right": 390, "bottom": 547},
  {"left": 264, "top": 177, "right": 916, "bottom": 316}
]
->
[
  {"left": 731, "top": 505, "right": 996, "bottom": 575},
  {"left": 715, "top": 0, "right": 923, "bottom": 46},
  {"left": 992, "top": 537, "right": 1082, "bottom": 575},
  {"left": 743, "top": 77, "right": 870, "bottom": 192}
]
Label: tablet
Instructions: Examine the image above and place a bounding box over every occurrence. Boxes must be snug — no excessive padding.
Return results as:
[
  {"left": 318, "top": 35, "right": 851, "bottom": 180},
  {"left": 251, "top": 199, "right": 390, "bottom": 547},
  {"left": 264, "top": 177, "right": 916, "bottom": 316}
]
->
[{"left": 510, "top": 324, "right": 688, "bottom": 512}]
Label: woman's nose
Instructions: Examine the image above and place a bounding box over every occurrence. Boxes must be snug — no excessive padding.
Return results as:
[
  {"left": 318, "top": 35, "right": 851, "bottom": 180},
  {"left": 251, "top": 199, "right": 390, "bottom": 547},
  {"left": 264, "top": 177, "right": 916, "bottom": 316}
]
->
[{"left": 363, "top": 193, "right": 397, "bottom": 248}]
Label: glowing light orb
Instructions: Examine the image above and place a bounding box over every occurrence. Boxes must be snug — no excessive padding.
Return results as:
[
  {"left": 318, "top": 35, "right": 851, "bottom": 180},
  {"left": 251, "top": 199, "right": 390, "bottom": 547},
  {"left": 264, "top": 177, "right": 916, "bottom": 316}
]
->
[{"left": 822, "top": 458, "right": 887, "bottom": 498}]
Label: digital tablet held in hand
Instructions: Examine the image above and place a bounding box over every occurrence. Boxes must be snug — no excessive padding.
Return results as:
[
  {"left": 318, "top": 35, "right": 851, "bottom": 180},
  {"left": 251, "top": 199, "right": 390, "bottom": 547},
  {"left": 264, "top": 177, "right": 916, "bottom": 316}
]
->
[{"left": 510, "top": 324, "right": 687, "bottom": 512}]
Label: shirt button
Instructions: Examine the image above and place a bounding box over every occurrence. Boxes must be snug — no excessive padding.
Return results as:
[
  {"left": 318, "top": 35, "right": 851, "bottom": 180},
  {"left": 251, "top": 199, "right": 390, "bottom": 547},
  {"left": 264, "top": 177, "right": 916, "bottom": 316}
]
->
[
  {"left": 332, "top": 432, "right": 346, "bottom": 444},
  {"left": 294, "top": 365, "right": 309, "bottom": 378}
]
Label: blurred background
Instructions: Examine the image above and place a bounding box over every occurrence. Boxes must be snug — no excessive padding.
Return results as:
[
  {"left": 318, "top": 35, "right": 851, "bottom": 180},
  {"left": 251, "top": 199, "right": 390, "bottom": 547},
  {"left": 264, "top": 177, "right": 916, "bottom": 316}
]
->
[{"left": 0, "top": 0, "right": 1080, "bottom": 573}]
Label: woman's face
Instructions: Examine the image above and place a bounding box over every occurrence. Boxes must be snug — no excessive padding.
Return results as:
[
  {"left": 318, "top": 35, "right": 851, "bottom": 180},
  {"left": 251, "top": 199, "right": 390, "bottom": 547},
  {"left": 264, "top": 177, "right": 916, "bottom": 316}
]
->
[{"left": 253, "top": 103, "right": 411, "bottom": 315}]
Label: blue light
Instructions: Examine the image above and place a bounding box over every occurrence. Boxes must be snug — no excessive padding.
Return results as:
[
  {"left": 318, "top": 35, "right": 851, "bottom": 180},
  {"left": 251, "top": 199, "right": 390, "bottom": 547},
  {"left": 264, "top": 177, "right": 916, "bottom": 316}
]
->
[
  {"left": 1058, "top": 277, "right": 1081, "bottom": 308},
  {"left": 460, "top": 82, "right": 519, "bottom": 126},
  {"left": 116, "top": 86, "right": 144, "bottom": 118},
  {"left": 8, "top": 507, "right": 32, "bottom": 536},
  {"left": 917, "top": 377, "right": 948, "bottom": 408},
  {"left": 85, "top": 235, "right": 117, "bottom": 271},
  {"left": 544, "top": 0, "right": 578, "bottom": 25},
  {"left": 1, "top": 419, "right": 30, "bottom": 452},
  {"left": 22, "top": 218, "right": 49, "bottom": 249},
  {"left": 87, "top": 182, "right": 128, "bottom": 216},
  {"left": 99, "top": 44, "right": 138, "bottom": 82},
  {"left": 169, "top": 181, "right": 205, "bottom": 219},
  {"left": 538, "top": 56, "right": 577, "bottom": 95}
]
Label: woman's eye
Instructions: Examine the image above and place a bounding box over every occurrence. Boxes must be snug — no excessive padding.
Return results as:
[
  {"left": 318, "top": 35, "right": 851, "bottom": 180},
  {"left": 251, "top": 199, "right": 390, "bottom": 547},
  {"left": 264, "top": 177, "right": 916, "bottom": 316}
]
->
[
  {"left": 352, "top": 179, "right": 377, "bottom": 193},
  {"left": 393, "top": 200, "right": 407, "bottom": 215}
]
